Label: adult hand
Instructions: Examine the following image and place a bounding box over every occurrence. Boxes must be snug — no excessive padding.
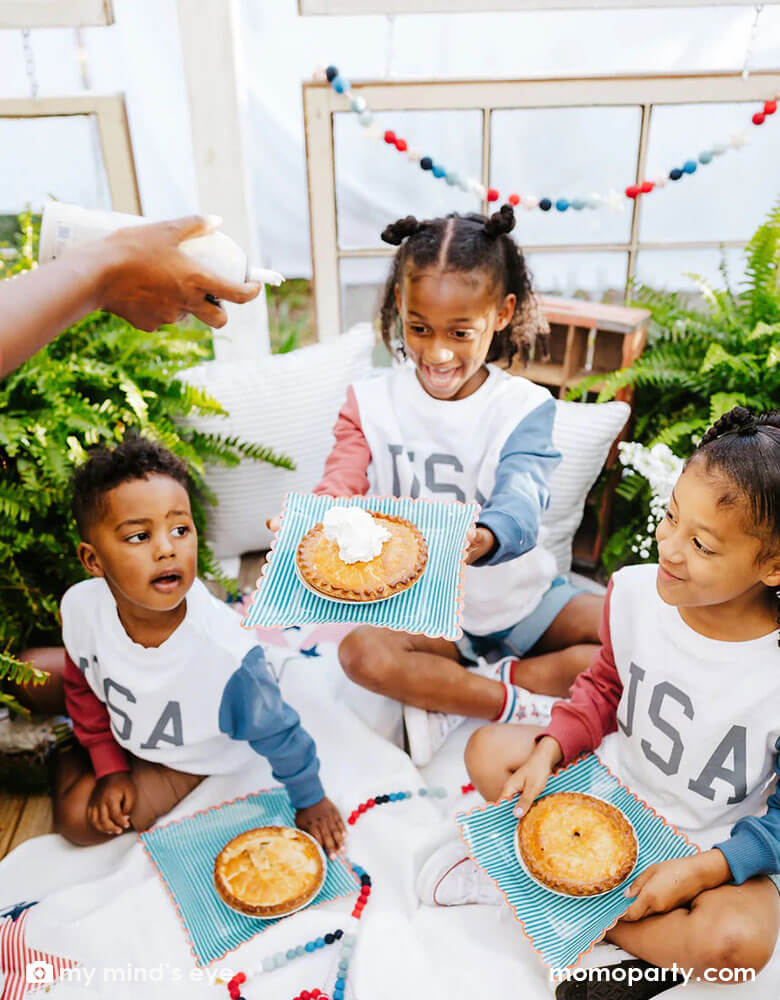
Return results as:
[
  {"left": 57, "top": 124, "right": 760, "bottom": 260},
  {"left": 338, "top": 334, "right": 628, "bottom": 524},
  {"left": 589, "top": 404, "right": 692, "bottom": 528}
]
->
[{"left": 98, "top": 215, "right": 261, "bottom": 332}]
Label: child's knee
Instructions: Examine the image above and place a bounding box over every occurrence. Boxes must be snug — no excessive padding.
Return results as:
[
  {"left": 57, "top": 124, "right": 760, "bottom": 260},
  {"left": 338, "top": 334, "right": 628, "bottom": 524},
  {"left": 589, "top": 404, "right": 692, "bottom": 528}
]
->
[
  {"left": 695, "top": 909, "right": 774, "bottom": 975},
  {"left": 465, "top": 725, "right": 501, "bottom": 781},
  {"left": 338, "top": 628, "right": 392, "bottom": 689},
  {"left": 53, "top": 795, "right": 100, "bottom": 847}
]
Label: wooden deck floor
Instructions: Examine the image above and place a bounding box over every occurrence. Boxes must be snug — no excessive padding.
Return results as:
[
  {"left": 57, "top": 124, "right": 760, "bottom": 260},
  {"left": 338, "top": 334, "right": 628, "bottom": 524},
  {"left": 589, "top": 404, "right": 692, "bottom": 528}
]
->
[{"left": 0, "top": 553, "right": 267, "bottom": 861}]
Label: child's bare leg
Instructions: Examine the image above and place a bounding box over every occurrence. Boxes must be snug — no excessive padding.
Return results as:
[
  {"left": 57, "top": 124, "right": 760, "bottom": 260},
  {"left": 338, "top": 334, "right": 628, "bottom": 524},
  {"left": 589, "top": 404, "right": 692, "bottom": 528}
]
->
[
  {"left": 339, "top": 627, "right": 505, "bottom": 719},
  {"left": 464, "top": 723, "right": 546, "bottom": 801},
  {"left": 606, "top": 877, "right": 779, "bottom": 979},
  {"left": 52, "top": 744, "right": 203, "bottom": 846},
  {"left": 497, "top": 593, "right": 603, "bottom": 697}
]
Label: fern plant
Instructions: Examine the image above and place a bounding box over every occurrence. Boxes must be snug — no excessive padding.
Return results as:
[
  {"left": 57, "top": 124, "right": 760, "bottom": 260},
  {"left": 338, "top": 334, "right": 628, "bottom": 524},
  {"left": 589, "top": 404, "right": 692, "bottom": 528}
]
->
[
  {"left": 0, "top": 212, "right": 293, "bottom": 716},
  {"left": 571, "top": 200, "right": 780, "bottom": 575}
]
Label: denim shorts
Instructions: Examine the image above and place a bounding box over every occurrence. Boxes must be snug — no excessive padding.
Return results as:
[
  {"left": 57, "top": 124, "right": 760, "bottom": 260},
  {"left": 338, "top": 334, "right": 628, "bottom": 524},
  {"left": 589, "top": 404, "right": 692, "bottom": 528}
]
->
[{"left": 456, "top": 575, "right": 585, "bottom": 664}]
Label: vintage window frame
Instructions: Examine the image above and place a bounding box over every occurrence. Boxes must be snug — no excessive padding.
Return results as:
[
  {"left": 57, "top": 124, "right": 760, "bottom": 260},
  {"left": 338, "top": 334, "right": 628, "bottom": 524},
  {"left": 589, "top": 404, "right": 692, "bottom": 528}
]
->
[
  {"left": 0, "top": 94, "right": 140, "bottom": 214},
  {"left": 0, "top": 1, "right": 113, "bottom": 29},
  {"left": 303, "top": 69, "right": 780, "bottom": 339},
  {"left": 299, "top": 1, "right": 778, "bottom": 15}
]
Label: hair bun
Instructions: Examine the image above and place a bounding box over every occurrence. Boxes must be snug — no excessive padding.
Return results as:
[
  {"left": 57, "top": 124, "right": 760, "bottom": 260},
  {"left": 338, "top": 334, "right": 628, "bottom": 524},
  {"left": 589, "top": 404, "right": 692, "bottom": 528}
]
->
[
  {"left": 381, "top": 215, "right": 424, "bottom": 246},
  {"left": 484, "top": 204, "right": 516, "bottom": 238}
]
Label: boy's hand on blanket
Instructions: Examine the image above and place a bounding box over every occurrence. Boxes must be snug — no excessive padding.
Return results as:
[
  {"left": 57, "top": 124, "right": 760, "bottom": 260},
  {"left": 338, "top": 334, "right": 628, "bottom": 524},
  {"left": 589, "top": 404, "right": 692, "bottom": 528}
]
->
[
  {"left": 296, "top": 796, "right": 346, "bottom": 860},
  {"left": 465, "top": 525, "right": 496, "bottom": 564},
  {"left": 266, "top": 515, "right": 281, "bottom": 534},
  {"left": 620, "top": 850, "right": 731, "bottom": 922},
  {"left": 87, "top": 772, "right": 136, "bottom": 835},
  {"left": 501, "top": 736, "right": 562, "bottom": 818}
]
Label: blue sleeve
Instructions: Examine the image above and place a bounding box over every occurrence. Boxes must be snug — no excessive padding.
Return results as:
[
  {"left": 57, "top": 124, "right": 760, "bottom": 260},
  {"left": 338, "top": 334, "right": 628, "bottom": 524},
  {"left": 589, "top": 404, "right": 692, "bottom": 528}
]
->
[
  {"left": 218, "top": 646, "right": 325, "bottom": 810},
  {"left": 715, "top": 737, "right": 780, "bottom": 884},
  {"left": 475, "top": 396, "right": 561, "bottom": 566}
]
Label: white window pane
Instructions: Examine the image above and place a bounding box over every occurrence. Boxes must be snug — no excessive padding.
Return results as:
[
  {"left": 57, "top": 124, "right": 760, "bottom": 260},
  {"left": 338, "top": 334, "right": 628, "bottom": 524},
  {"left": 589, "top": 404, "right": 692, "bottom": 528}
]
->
[
  {"left": 633, "top": 247, "right": 747, "bottom": 294},
  {"left": 0, "top": 115, "right": 110, "bottom": 214},
  {"left": 334, "top": 109, "right": 482, "bottom": 251},
  {"left": 339, "top": 255, "right": 390, "bottom": 332},
  {"left": 638, "top": 102, "right": 780, "bottom": 244},
  {"left": 491, "top": 107, "right": 640, "bottom": 247},
  {"left": 525, "top": 251, "right": 629, "bottom": 301}
]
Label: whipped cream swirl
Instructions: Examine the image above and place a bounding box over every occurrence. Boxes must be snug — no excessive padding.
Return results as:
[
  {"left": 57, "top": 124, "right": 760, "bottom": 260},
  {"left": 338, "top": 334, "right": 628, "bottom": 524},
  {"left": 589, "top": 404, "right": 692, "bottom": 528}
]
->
[{"left": 322, "top": 506, "right": 391, "bottom": 564}]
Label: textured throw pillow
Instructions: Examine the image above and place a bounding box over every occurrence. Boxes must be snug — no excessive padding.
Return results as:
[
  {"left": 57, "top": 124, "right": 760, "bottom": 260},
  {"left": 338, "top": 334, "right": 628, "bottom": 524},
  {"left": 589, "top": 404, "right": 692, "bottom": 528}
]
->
[
  {"left": 543, "top": 399, "right": 631, "bottom": 575},
  {"left": 180, "top": 323, "right": 375, "bottom": 558}
]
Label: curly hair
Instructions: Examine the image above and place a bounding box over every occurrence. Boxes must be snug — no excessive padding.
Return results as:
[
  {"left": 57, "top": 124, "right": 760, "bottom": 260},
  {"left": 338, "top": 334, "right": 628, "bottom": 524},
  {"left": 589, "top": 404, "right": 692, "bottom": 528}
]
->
[
  {"left": 688, "top": 405, "right": 780, "bottom": 645},
  {"left": 72, "top": 433, "right": 190, "bottom": 538},
  {"left": 378, "top": 204, "right": 549, "bottom": 368}
]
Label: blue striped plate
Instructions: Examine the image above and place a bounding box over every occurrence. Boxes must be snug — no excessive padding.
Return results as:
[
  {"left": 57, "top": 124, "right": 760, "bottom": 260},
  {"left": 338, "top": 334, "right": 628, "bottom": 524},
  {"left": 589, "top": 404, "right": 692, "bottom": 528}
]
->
[
  {"left": 456, "top": 753, "right": 698, "bottom": 970},
  {"left": 242, "top": 493, "right": 478, "bottom": 640},
  {"left": 139, "top": 788, "right": 359, "bottom": 967}
]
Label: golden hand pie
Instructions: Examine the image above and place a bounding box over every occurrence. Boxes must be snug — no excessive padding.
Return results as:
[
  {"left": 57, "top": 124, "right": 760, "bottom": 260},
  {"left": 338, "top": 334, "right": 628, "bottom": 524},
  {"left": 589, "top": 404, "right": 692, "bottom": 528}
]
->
[
  {"left": 296, "top": 512, "right": 427, "bottom": 602},
  {"left": 517, "top": 792, "right": 637, "bottom": 896},
  {"left": 214, "top": 826, "right": 324, "bottom": 917}
]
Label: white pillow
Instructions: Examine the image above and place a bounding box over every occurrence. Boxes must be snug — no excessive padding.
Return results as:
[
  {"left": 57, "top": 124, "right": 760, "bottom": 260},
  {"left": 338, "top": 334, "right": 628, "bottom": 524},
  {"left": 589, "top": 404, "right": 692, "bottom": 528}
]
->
[
  {"left": 543, "top": 399, "right": 631, "bottom": 575},
  {"left": 180, "top": 323, "right": 376, "bottom": 558}
]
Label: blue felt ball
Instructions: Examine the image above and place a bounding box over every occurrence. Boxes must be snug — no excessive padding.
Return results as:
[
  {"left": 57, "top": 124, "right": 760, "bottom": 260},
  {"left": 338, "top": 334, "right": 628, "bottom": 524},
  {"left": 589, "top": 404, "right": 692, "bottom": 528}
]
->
[
  {"left": 359, "top": 110, "right": 373, "bottom": 126},
  {"left": 336, "top": 978, "right": 346, "bottom": 991},
  {"left": 326, "top": 65, "right": 338, "bottom": 82},
  {"left": 683, "top": 160, "right": 697, "bottom": 174},
  {"left": 420, "top": 156, "right": 433, "bottom": 171},
  {"left": 295, "top": 945, "right": 305, "bottom": 957},
  {"left": 698, "top": 151, "right": 713, "bottom": 164},
  {"left": 556, "top": 198, "right": 569, "bottom": 212},
  {"left": 432, "top": 164, "right": 446, "bottom": 178},
  {"left": 262, "top": 958, "right": 275, "bottom": 972},
  {"left": 572, "top": 199, "right": 585, "bottom": 210},
  {"left": 305, "top": 942, "right": 315, "bottom": 953},
  {"left": 286, "top": 949, "right": 296, "bottom": 961},
  {"left": 334, "top": 991, "right": 344, "bottom": 1000},
  {"left": 539, "top": 198, "right": 552, "bottom": 211},
  {"left": 669, "top": 168, "right": 683, "bottom": 181},
  {"left": 316, "top": 937, "right": 325, "bottom": 948},
  {"left": 446, "top": 171, "right": 458, "bottom": 186},
  {"left": 332, "top": 76, "right": 350, "bottom": 94}
]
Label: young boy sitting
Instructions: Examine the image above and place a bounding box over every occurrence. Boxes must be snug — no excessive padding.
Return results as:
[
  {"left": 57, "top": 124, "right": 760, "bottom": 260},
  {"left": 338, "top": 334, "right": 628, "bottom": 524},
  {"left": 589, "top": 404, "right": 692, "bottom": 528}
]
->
[{"left": 53, "top": 435, "right": 344, "bottom": 857}]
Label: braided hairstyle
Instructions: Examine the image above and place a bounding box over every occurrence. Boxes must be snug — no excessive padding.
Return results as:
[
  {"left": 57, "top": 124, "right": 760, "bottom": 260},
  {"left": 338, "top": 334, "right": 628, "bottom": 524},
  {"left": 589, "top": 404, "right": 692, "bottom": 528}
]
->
[
  {"left": 688, "top": 406, "right": 780, "bottom": 644},
  {"left": 379, "top": 204, "right": 549, "bottom": 368}
]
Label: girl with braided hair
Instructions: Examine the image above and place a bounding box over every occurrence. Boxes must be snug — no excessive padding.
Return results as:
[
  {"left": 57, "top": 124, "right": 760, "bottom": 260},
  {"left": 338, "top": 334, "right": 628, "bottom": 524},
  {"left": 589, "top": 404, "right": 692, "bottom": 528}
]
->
[
  {"left": 420, "top": 407, "right": 780, "bottom": 998},
  {"left": 314, "top": 204, "right": 604, "bottom": 765}
]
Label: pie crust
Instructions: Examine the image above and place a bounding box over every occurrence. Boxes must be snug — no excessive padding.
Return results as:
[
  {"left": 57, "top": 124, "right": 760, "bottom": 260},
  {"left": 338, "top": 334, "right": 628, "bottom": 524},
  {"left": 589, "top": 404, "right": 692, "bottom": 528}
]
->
[
  {"left": 296, "top": 512, "right": 428, "bottom": 602},
  {"left": 213, "top": 826, "right": 324, "bottom": 917},
  {"left": 517, "top": 792, "right": 637, "bottom": 896}
]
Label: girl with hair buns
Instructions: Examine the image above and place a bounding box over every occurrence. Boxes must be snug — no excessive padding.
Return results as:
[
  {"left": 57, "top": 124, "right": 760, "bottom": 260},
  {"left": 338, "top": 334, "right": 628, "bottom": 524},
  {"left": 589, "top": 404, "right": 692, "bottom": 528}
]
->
[
  {"left": 420, "top": 407, "right": 780, "bottom": 999},
  {"left": 312, "top": 204, "right": 604, "bottom": 765}
]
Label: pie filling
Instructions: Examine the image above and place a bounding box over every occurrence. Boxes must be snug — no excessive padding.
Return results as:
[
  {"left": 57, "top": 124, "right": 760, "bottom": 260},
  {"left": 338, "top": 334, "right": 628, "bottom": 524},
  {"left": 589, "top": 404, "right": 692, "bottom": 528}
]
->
[
  {"left": 214, "top": 826, "right": 324, "bottom": 916},
  {"left": 296, "top": 512, "right": 428, "bottom": 602},
  {"left": 517, "top": 792, "right": 637, "bottom": 896}
]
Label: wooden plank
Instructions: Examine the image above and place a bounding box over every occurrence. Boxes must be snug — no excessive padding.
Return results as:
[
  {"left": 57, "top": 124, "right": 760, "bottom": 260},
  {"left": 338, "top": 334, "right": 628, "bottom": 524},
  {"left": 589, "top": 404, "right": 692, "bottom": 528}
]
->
[
  {"left": 8, "top": 795, "right": 52, "bottom": 854},
  {"left": 0, "top": 793, "right": 24, "bottom": 859}
]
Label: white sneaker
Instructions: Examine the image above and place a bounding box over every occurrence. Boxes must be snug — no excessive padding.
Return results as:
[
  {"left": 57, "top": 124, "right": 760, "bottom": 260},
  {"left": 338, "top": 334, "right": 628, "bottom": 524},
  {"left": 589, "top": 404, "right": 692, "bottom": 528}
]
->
[
  {"left": 416, "top": 839, "right": 504, "bottom": 906},
  {"left": 403, "top": 704, "right": 464, "bottom": 766},
  {"left": 471, "top": 656, "right": 558, "bottom": 725}
]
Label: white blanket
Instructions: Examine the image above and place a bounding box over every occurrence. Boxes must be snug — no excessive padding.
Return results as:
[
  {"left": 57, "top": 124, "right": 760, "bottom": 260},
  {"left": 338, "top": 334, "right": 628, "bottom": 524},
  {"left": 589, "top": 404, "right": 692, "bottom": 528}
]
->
[{"left": 1, "top": 629, "right": 777, "bottom": 1000}]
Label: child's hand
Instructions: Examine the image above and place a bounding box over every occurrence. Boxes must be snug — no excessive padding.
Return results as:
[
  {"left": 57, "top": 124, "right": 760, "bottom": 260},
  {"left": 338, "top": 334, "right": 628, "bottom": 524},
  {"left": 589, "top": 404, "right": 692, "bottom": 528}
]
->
[
  {"left": 87, "top": 772, "right": 136, "bottom": 835},
  {"left": 465, "top": 525, "right": 496, "bottom": 564},
  {"left": 266, "top": 514, "right": 281, "bottom": 534},
  {"left": 296, "top": 797, "right": 346, "bottom": 860},
  {"left": 621, "top": 851, "right": 731, "bottom": 922},
  {"left": 500, "top": 736, "right": 562, "bottom": 817}
]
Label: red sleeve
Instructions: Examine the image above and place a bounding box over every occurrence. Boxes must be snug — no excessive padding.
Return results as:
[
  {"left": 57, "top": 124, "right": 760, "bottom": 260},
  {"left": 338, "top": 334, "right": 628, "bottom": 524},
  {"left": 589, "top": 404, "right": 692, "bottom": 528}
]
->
[
  {"left": 64, "top": 652, "right": 130, "bottom": 779},
  {"left": 539, "top": 578, "right": 622, "bottom": 764},
  {"left": 313, "top": 385, "right": 371, "bottom": 497}
]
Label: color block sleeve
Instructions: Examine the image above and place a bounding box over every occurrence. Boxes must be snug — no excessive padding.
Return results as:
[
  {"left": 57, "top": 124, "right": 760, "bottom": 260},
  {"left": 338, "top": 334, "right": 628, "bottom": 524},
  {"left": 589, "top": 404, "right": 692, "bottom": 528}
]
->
[
  {"left": 475, "top": 396, "right": 561, "bottom": 565},
  {"left": 313, "top": 385, "right": 371, "bottom": 498},
  {"left": 715, "top": 738, "right": 780, "bottom": 884},
  {"left": 538, "top": 578, "right": 622, "bottom": 763},
  {"left": 63, "top": 652, "right": 131, "bottom": 779},
  {"left": 218, "top": 646, "right": 325, "bottom": 810}
]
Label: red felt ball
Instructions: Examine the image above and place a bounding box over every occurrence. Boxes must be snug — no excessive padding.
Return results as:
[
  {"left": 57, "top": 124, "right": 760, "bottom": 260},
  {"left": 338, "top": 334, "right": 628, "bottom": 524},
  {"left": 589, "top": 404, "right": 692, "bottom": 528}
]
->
[
  {"left": 486, "top": 188, "right": 499, "bottom": 202},
  {"left": 311, "top": 991, "right": 322, "bottom": 998},
  {"left": 352, "top": 907, "right": 361, "bottom": 918},
  {"left": 625, "top": 185, "right": 639, "bottom": 199},
  {"left": 361, "top": 885, "right": 371, "bottom": 895},
  {"left": 765, "top": 100, "right": 777, "bottom": 115},
  {"left": 348, "top": 816, "right": 356, "bottom": 825},
  {"left": 384, "top": 130, "right": 396, "bottom": 144},
  {"left": 367, "top": 798, "right": 376, "bottom": 808},
  {"left": 752, "top": 112, "right": 766, "bottom": 126},
  {"left": 640, "top": 181, "right": 654, "bottom": 194},
  {"left": 228, "top": 988, "right": 240, "bottom": 1000},
  {"left": 235, "top": 973, "right": 246, "bottom": 985},
  {"left": 358, "top": 803, "right": 368, "bottom": 813},
  {"left": 301, "top": 992, "right": 311, "bottom": 1000},
  {"left": 507, "top": 194, "right": 520, "bottom": 206},
  {"left": 395, "top": 138, "right": 408, "bottom": 152}
]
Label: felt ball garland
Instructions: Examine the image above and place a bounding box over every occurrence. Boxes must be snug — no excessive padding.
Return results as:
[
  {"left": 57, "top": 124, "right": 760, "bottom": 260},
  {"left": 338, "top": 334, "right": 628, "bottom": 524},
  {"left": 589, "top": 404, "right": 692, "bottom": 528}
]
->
[
  {"left": 221, "top": 783, "right": 477, "bottom": 999},
  {"left": 317, "top": 63, "right": 778, "bottom": 214}
]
